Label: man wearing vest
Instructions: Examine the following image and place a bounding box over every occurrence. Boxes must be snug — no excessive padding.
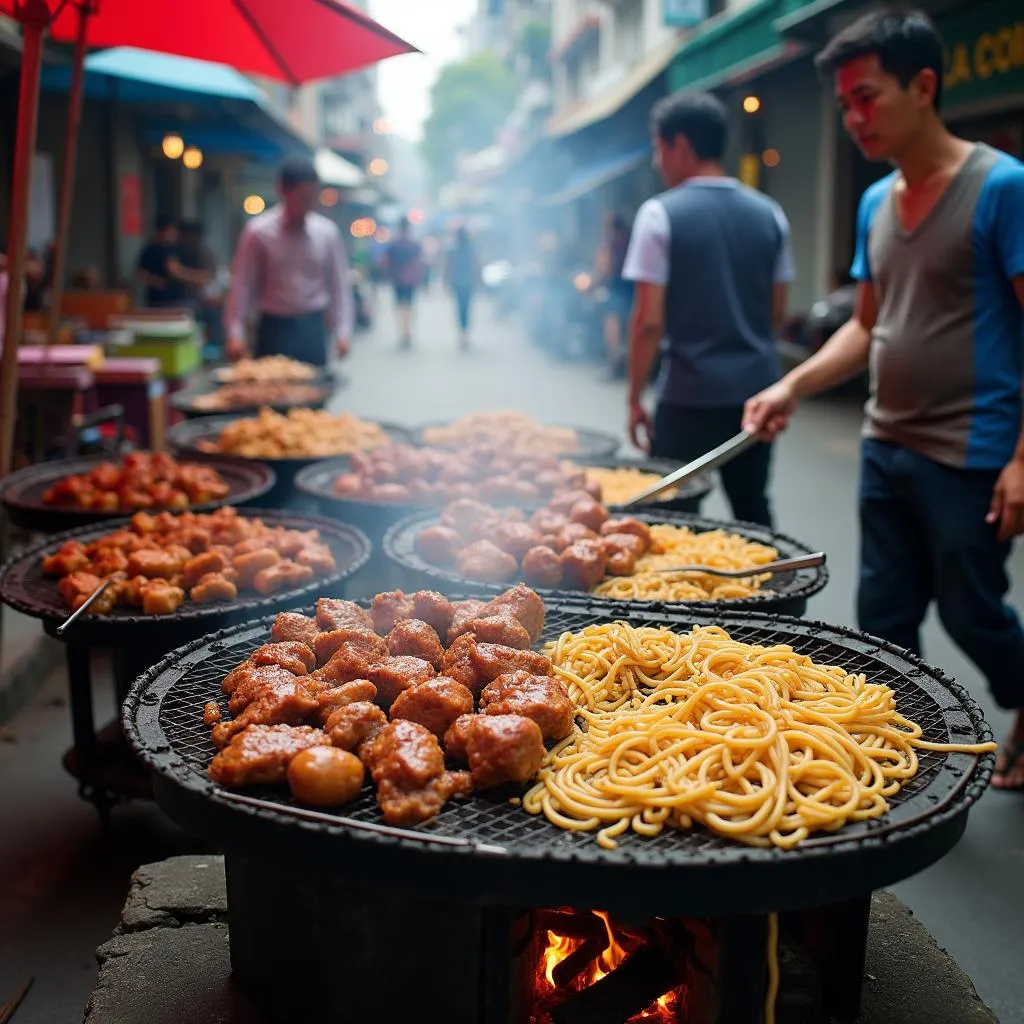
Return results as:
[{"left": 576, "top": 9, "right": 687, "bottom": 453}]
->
[
  {"left": 623, "top": 91, "right": 794, "bottom": 528},
  {"left": 743, "top": 10, "right": 1024, "bottom": 789}
]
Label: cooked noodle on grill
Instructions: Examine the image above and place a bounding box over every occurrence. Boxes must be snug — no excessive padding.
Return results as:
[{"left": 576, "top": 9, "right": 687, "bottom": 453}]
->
[
  {"left": 592, "top": 524, "right": 779, "bottom": 602},
  {"left": 522, "top": 622, "right": 996, "bottom": 850}
]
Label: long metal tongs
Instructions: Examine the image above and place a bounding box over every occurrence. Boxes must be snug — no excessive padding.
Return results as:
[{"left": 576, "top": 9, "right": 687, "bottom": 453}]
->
[
  {"left": 654, "top": 552, "right": 826, "bottom": 578},
  {"left": 622, "top": 430, "right": 760, "bottom": 507},
  {"left": 55, "top": 572, "right": 125, "bottom": 635}
]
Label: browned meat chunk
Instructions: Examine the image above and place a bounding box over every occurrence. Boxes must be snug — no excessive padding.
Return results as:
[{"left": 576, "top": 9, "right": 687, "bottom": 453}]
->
[
  {"left": 190, "top": 573, "right": 238, "bottom": 604},
  {"left": 370, "top": 590, "right": 417, "bottom": 635},
  {"left": 475, "top": 584, "right": 546, "bottom": 643},
  {"left": 233, "top": 548, "right": 280, "bottom": 585},
  {"left": 480, "top": 671, "right": 574, "bottom": 741},
  {"left": 447, "top": 599, "right": 486, "bottom": 642},
  {"left": 252, "top": 561, "right": 315, "bottom": 595},
  {"left": 521, "top": 546, "right": 564, "bottom": 589},
  {"left": 181, "top": 550, "right": 228, "bottom": 589},
  {"left": 203, "top": 701, "right": 222, "bottom": 726},
  {"left": 444, "top": 714, "right": 474, "bottom": 763},
  {"left": 552, "top": 522, "right": 598, "bottom": 552},
  {"left": 386, "top": 619, "right": 444, "bottom": 668},
  {"left": 308, "top": 645, "right": 380, "bottom": 690},
  {"left": 208, "top": 724, "right": 330, "bottom": 787},
  {"left": 312, "top": 627, "right": 387, "bottom": 668},
  {"left": 416, "top": 525, "right": 462, "bottom": 565},
  {"left": 441, "top": 498, "right": 499, "bottom": 539},
  {"left": 325, "top": 701, "right": 389, "bottom": 752},
  {"left": 438, "top": 634, "right": 482, "bottom": 694},
  {"left": 560, "top": 540, "right": 609, "bottom": 590},
  {"left": 491, "top": 521, "right": 543, "bottom": 561},
  {"left": 548, "top": 489, "right": 597, "bottom": 517},
  {"left": 461, "top": 714, "right": 546, "bottom": 789},
  {"left": 365, "top": 656, "right": 436, "bottom": 710},
  {"left": 360, "top": 720, "right": 472, "bottom": 825},
  {"left": 440, "top": 635, "right": 551, "bottom": 698},
  {"left": 411, "top": 591, "right": 455, "bottom": 637},
  {"left": 569, "top": 497, "right": 609, "bottom": 532},
  {"left": 602, "top": 532, "right": 647, "bottom": 559},
  {"left": 225, "top": 664, "right": 295, "bottom": 709},
  {"left": 250, "top": 641, "right": 315, "bottom": 676},
  {"left": 453, "top": 614, "right": 531, "bottom": 649},
  {"left": 271, "top": 612, "right": 320, "bottom": 646},
  {"left": 456, "top": 540, "right": 518, "bottom": 583},
  {"left": 213, "top": 676, "right": 317, "bottom": 748},
  {"left": 390, "top": 677, "right": 474, "bottom": 738},
  {"left": 316, "top": 597, "right": 374, "bottom": 633},
  {"left": 530, "top": 508, "right": 569, "bottom": 535},
  {"left": 600, "top": 517, "right": 652, "bottom": 547},
  {"left": 316, "top": 679, "right": 378, "bottom": 723},
  {"left": 606, "top": 548, "right": 639, "bottom": 576}
]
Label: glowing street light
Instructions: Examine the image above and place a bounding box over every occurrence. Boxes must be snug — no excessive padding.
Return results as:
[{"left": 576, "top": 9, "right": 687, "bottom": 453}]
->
[
  {"left": 368, "top": 157, "right": 389, "bottom": 176},
  {"left": 182, "top": 146, "right": 203, "bottom": 170},
  {"left": 762, "top": 148, "right": 781, "bottom": 167},
  {"left": 320, "top": 187, "right": 339, "bottom": 207},
  {"left": 243, "top": 195, "right": 266, "bottom": 216},
  {"left": 162, "top": 133, "right": 184, "bottom": 159},
  {"left": 742, "top": 95, "right": 762, "bottom": 114}
]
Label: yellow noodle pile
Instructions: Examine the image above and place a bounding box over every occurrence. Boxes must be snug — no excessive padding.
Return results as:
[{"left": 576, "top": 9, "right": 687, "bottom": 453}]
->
[{"left": 522, "top": 622, "right": 995, "bottom": 850}]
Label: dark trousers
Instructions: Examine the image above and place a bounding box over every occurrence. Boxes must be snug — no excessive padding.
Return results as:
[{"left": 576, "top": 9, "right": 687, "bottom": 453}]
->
[
  {"left": 859, "top": 438, "right": 1024, "bottom": 709},
  {"left": 454, "top": 286, "right": 473, "bottom": 332},
  {"left": 651, "top": 402, "right": 774, "bottom": 527},
  {"left": 255, "top": 310, "right": 328, "bottom": 367}
]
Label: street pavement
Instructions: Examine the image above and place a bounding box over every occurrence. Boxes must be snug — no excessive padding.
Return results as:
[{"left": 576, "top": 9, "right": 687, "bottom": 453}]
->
[{"left": 1, "top": 286, "right": 1022, "bottom": 1022}]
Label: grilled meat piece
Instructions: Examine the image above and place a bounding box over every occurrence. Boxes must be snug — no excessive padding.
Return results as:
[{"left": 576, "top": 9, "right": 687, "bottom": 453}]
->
[
  {"left": 316, "top": 597, "right": 374, "bottom": 633},
  {"left": 213, "top": 675, "right": 317, "bottom": 748},
  {"left": 325, "top": 701, "right": 388, "bottom": 752},
  {"left": 600, "top": 517, "right": 652, "bottom": 548},
  {"left": 416, "top": 525, "right": 463, "bottom": 565},
  {"left": 190, "top": 572, "right": 238, "bottom": 604},
  {"left": 559, "top": 539, "right": 609, "bottom": 590},
  {"left": 443, "top": 714, "right": 474, "bottom": 763},
  {"left": 366, "top": 656, "right": 437, "bottom": 710},
  {"left": 315, "top": 679, "right": 378, "bottom": 723},
  {"left": 181, "top": 550, "right": 229, "bottom": 589},
  {"left": 203, "top": 701, "right": 222, "bottom": 726},
  {"left": 447, "top": 599, "right": 486, "bottom": 643},
  {"left": 308, "top": 644, "right": 382, "bottom": 690},
  {"left": 440, "top": 636, "right": 551, "bottom": 699},
  {"left": 389, "top": 677, "right": 475, "bottom": 738},
  {"left": 312, "top": 627, "right": 387, "bottom": 668},
  {"left": 456, "top": 540, "right": 518, "bottom": 583},
  {"left": 360, "top": 720, "right": 472, "bottom": 826},
  {"left": 441, "top": 498, "right": 499, "bottom": 539},
  {"left": 548, "top": 489, "right": 597, "bottom": 517},
  {"left": 411, "top": 591, "right": 455, "bottom": 637},
  {"left": 461, "top": 714, "right": 546, "bottom": 789},
  {"left": 453, "top": 615, "right": 532, "bottom": 650},
  {"left": 370, "top": 590, "right": 417, "bottom": 635},
  {"left": 475, "top": 584, "right": 546, "bottom": 643},
  {"left": 568, "top": 497, "right": 609, "bottom": 533},
  {"left": 250, "top": 641, "right": 316, "bottom": 676},
  {"left": 271, "top": 611, "right": 320, "bottom": 646},
  {"left": 491, "top": 522, "right": 543, "bottom": 561},
  {"left": 520, "top": 546, "right": 563, "bottom": 589},
  {"left": 208, "top": 724, "right": 331, "bottom": 787},
  {"left": 480, "top": 671, "right": 574, "bottom": 741},
  {"left": 252, "top": 561, "right": 315, "bottom": 595},
  {"left": 387, "top": 619, "right": 444, "bottom": 668}
]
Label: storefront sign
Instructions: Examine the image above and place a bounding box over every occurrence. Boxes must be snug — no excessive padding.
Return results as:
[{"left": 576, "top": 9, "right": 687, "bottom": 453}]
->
[
  {"left": 664, "top": 0, "right": 708, "bottom": 29},
  {"left": 940, "top": 0, "right": 1024, "bottom": 111},
  {"left": 120, "top": 173, "right": 142, "bottom": 238}
]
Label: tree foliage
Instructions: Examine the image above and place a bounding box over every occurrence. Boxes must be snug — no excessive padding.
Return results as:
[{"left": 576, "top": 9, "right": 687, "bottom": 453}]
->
[{"left": 421, "top": 53, "right": 517, "bottom": 188}]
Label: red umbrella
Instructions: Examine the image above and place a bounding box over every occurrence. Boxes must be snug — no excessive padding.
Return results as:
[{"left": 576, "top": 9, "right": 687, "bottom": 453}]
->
[{"left": 0, "top": 0, "right": 417, "bottom": 476}]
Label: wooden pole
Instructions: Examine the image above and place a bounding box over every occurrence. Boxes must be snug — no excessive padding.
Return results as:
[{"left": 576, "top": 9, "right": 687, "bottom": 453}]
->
[
  {"left": 0, "top": 0, "right": 52, "bottom": 478},
  {"left": 47, "top": 1, "right": 92, "bottom": 346}
]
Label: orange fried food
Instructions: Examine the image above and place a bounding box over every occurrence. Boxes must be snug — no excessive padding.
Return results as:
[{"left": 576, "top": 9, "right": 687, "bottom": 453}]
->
[
  {"left": 287, "top": 747, "right": 364, "bottom": 807},
  {"left": 454, "top": 713, "right": 545, "bottom": 789},
  {"left": 312, "top": 627, "right": 387, "bottom": 669},
  {"left": 250, "top": 641, "right": 316, "bottom": 676},
  {"left": 389, "top": 677, "right": 474, "bottom": 739},
  {"left": 42, "top": 542, "right": 90, "bottom": 577},
  {"left": 452, "top": 614, "right": 531, "bottom": 650},
  {"left": 212, "top": 675, "right": 317, "bottom": 748},
  {"left": 271, "top": 611, "right": 320, "bottom": 646},
  {"left": 386, "top": 619, "right": 444, "bottom": 668},
  {"left": 140, "top": 580, "right": 186, "bottom": 615},
  {"left": 315, "top": 679, "right": 378, "bottom": 723},
  {"left": 316, "top": 597, "right": 374, "bottom": 632},
  {"left": 181, "top": 550, "right": 229, "bottom": 589},
  {"left": 365, "top": 656, "right": 436, "bottom": 710},
  {"left": 203, "top": 701, "right": 222, "bottom": 726},
  {"left": 252, "top": 561, "right": 315, "bottom": 595},
  {"left": 360, "top": 720, "right": 472, "bottom": 826},
  {"left": 208, "top": 724, "right": 331, "bottom": 787},
  {"left": 126, "top": 548, "right": 185, "bottom": 580},
  {"left": 189, "top": 572, "right": 238, "bottom": 604},
  {"left": 370, "top": 590, "right": 416, "bottom": 635},
  {"left": 324, "top": 701, "right": 388, "bottom": 752},
  {"left": 233, "top": 548, "right": 280, "bottom": 585},
  {"left": 479, "top": 671, "right": 574, "bottom": 741}
]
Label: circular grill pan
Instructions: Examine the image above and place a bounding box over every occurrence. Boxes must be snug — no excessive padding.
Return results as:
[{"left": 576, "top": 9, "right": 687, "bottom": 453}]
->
[
  {"left": 170, "top": 382, "right": 335, "bottom": 419},
  {"left": 0, "top": 455, "right": 276, "bottom": 533},
  {"left": 415, "top": 420, "right": 621, "bottom": 460},
  {"left": 382, "top": 508, "right": 829, "bottom": 617},
  {"left": 167, "top": 415, "right": 412, "bottom": 509},
  {"left": 124, "top": 601, "right": 993, "bottom": 917},
  {"left": 0, "top": 509, "right": 371, "bottom": 649}
]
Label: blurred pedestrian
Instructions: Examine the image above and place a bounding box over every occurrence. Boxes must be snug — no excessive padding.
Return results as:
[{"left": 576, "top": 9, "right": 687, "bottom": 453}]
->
[
  {"left": 225, "top": 156, "right": 352, "bottom": 367},
  {"left": 136, "top": 215, "right": 189, "bottom": 308},
  {"left": 445, "top": 226, "right": 479, "bottom": 351},
  {"left": 386, "top": 216, "right": 423, "bottom": 351},
  {"left": 743, "top": 9, "right": 1024, "bottom": 788},
  {"left": 595, "top": 211, "right": 632, "bottom": 380},
  {"left": 624, "top": 91, "right": 793, "bottom": 527}
]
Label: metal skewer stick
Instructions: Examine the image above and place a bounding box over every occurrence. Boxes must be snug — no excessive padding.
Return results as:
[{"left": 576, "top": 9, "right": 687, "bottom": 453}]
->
[
  {"left": 622, "top": 430, "right": 760, "bottom": 507},
  {"left": 218, "top": 790, "right": 509, "bottom": 856},
  {"left": 0, "top": 978, "right": 34, "bottom": 1024},
  {"left": 56, "top": 572, "right": 125, "bottom": 635},
  {"left": 654, "top": 552, "right": 826, "bottom": 578}
]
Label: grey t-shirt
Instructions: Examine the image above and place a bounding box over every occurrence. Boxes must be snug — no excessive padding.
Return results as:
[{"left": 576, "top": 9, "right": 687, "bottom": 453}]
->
[
  {"left": 852, "top": 144, "right": 1024, "bottom": 470},
  {"left": 622, "top": 178, "right": 794, "bottom": 408}
]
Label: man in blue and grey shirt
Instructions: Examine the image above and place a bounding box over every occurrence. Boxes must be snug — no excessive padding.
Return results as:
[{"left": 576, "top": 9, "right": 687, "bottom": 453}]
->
[
  {"left": 623, "top": 91, "right": 794, "bottom": 527},
  {"left": 744, "top": 10, "right": 1024, "bottom": 789}
]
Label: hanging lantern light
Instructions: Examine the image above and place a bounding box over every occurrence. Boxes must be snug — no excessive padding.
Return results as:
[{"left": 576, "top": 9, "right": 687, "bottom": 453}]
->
[
  {"left": 182, "top": 146, "right": 204, "bottom": 170},
  {"left": 162, "top": 133, "right": 185, "bottom": 159}
]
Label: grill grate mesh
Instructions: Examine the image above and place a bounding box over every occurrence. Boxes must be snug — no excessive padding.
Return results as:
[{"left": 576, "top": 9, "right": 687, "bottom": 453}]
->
[{"left": 126, "top": 599, "right": 993, "bottom": 868}]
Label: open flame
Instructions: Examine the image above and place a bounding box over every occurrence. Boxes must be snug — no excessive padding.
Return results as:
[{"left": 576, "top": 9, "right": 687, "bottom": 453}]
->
[{"left": 534, "top": 910, "right": 682, "bottom": 1023}]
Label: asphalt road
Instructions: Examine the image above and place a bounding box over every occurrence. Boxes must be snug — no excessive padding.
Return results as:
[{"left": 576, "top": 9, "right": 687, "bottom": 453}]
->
[{"left": 1, "top": 287, "right": 1020, "bottom": 1023}]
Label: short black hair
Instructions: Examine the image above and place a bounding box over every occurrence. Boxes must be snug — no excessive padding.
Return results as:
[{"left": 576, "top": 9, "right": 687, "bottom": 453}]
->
[
  {"left": 650, "top": 92, "right": 727, "bottom": 161},
  {"left": 816, "top": 9, "right": 944, "bottom": 109},
  {"left": 155, "top": 214, "right": 177, "bottom": 232},
  {"left": 278, "top": 156, "right": 318, "bottom": 191}
]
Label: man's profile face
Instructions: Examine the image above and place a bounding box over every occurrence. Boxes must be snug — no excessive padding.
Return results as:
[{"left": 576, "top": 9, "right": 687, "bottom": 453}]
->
[
  {"left": 835, "top": 53, "right": 934, "bottom": 162},
  {"left": 280, "top": 179, "right": 319, "bottom": 221}
]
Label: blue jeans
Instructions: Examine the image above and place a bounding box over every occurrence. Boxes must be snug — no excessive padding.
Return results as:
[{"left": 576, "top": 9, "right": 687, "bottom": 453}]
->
[
  {"left": 453, "top": 286, "right": 473, "bottom": 331},
  {"left": 858, "top": 438, "right": 1024, "bottom": 709}
]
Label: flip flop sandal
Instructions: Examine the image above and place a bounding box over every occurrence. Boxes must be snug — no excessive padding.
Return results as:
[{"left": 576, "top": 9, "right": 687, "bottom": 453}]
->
[{"left": 991, "top": 737, "right": 1024, "bottom": 791}]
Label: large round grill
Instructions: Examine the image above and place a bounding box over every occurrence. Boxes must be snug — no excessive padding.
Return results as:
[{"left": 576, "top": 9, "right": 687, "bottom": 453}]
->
[
  {"left": 123, "top": 599, "right": 992, "bottom": 917},
  {"left": 383, "top": 510, "right": 829, "bottom": 617}
]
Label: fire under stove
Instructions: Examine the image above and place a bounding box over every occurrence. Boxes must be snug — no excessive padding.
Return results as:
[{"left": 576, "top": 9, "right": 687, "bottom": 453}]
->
[{"left": 124, "top": 598, "right": 994, "bottom": 1024}]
